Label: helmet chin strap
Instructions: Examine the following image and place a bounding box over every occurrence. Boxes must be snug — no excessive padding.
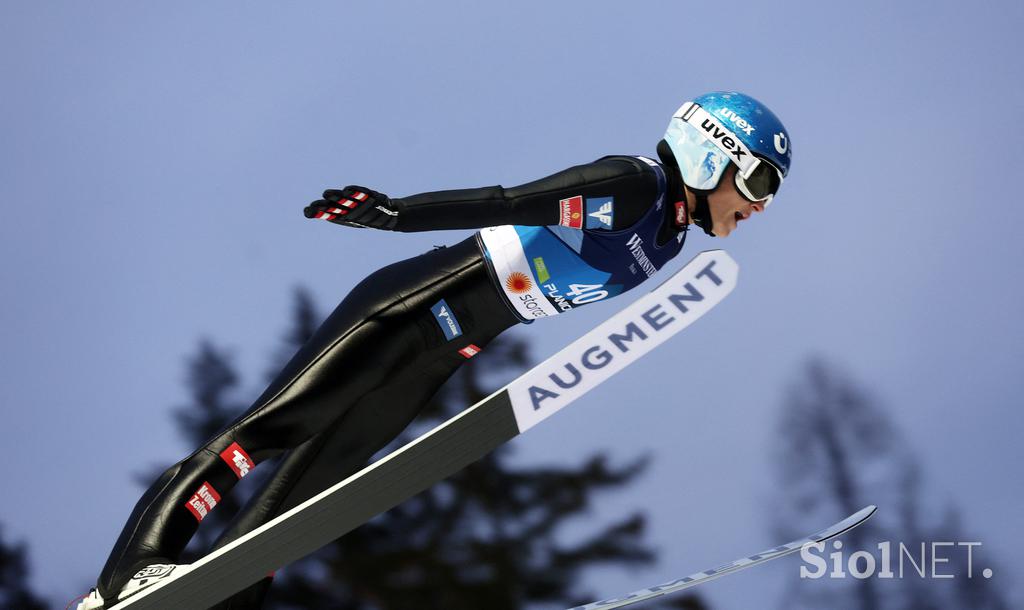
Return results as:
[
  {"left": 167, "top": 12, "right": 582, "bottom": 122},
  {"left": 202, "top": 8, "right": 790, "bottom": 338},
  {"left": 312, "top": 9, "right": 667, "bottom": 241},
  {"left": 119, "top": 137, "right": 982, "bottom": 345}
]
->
[{"left": 685, "top": 186, "right": 717, "bottom": 237}]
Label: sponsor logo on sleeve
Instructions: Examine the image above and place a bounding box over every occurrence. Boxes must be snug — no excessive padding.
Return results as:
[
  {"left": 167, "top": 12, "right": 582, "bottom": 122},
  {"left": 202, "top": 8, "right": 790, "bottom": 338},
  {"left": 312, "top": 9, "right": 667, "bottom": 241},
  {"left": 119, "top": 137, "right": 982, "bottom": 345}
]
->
[
  {"left": 585, "top": 197, "right": 614, "bottom": 229},
  {"left": 559, "top": 196, "right": 584, "bottom": 229},
  {"left": 219, "top": 442, "right": 254, "bottom": 479},
  {"left": 430, "top": 299, "right": 463, "bottom": 341},
  {"left": 185, "top": 482, "right": 221, "bottom": 522}
]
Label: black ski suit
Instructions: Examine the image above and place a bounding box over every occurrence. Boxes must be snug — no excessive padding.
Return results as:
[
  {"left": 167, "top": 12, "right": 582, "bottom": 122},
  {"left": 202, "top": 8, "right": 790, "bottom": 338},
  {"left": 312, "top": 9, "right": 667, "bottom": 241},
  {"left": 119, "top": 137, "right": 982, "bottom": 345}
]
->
[{"left": 97, "top": 150, "right": 689, "bottom": 607}]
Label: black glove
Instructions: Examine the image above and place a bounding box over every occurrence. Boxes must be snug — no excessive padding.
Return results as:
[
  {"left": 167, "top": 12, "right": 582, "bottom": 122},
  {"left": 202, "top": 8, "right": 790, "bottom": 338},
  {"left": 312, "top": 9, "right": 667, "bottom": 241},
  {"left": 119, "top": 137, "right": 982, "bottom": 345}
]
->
[{"left": 304, "top": 185, "right": 400, "bottom": 231}]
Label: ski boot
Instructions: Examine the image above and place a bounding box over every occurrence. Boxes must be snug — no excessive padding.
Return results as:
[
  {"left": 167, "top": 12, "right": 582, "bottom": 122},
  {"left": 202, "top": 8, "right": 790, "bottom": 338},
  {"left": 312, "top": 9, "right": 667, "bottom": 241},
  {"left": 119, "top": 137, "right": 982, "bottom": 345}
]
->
[{"left": 75, "top": 563, "right": 188, "bottom": 609}]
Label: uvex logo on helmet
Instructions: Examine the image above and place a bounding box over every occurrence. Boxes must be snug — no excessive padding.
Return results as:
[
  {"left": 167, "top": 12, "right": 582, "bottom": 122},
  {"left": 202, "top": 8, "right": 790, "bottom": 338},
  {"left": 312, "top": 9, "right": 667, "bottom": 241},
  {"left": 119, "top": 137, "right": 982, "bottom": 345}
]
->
[
  {"left": 717, "top": 108, "right": 755, "bottom": 135},
  {"left": 774, "top": 132, "right": 788, "bottom": 155},
  {"left": 698, "top": 118, "right": 749, "bottom": 163}
]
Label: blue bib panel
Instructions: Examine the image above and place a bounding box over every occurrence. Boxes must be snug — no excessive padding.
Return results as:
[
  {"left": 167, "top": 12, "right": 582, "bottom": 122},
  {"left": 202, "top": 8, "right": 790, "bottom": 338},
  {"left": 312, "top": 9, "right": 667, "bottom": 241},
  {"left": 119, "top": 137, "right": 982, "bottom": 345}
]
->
[{"left": 478, "top": 157, "right": 685, "bottom": 322}]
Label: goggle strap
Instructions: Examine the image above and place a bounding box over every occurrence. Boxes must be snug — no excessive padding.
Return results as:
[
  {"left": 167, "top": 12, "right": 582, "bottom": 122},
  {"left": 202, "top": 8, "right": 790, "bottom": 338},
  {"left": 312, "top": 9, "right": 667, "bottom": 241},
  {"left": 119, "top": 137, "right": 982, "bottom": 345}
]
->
[
  {"left": 676, "top": 103, "right": 758, "bottom": 177},
  {"left": 675, "top": 101, "right": 699, "bottom": 122}
]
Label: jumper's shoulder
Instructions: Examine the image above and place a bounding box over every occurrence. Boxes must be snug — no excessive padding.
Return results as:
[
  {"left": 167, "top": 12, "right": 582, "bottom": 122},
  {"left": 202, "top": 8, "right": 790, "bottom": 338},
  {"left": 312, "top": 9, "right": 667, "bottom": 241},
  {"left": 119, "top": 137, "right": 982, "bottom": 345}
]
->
[
  {"left": 593, "top": 154, "right": 660, "bottom": 169},
  {"left": 585, "top": 156, "right": 665, "bottom": 201},
  {"left": 587, "top": 154, "right": 663, "bottom": 180}
]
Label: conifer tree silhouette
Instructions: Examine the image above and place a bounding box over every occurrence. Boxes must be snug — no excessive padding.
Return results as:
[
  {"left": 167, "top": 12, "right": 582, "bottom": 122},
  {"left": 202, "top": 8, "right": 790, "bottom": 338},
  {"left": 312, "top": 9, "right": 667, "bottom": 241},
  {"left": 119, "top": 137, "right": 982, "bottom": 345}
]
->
[
  {"left": 0, "top": 526, "right": 48, "bottom": 610},
  {"left": 773, "top": 358, "right": 1011, "bottom": 610}
]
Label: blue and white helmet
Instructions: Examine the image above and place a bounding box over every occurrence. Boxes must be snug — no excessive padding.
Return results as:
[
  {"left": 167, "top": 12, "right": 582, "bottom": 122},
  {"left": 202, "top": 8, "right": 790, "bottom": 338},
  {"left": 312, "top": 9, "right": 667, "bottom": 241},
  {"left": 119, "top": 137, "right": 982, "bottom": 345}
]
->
[{"left": 664, "top": 91, "right": 791, "bottom": 205}]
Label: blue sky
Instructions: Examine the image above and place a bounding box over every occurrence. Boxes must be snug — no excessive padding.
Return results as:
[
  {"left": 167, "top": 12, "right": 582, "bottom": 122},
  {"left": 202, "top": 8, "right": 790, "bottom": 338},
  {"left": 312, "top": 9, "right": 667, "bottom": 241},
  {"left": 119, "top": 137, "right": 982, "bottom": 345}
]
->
[{"left": 1, "top": 1, "right": 1022, "bottom": 607}]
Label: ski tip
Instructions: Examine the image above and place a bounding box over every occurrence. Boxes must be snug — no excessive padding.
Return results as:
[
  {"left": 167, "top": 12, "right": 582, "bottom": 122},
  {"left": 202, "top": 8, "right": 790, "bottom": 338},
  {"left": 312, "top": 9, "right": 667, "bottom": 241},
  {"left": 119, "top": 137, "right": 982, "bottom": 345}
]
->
[
  {"left": 842, "top": 505, "right": 878, "bottom": 531},
  {"left": 814, "top": 505, "right": 878, "bottom": 544},
  {"left": 845, "top": 505, "right": 877, "bottom": 525}
]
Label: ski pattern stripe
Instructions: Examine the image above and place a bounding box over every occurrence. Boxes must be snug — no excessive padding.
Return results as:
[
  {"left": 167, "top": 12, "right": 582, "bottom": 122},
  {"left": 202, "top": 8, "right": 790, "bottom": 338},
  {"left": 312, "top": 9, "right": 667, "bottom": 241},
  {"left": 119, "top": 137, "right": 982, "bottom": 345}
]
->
[{"left": 109, "top": 250, "right": 738, "bottom": 609}]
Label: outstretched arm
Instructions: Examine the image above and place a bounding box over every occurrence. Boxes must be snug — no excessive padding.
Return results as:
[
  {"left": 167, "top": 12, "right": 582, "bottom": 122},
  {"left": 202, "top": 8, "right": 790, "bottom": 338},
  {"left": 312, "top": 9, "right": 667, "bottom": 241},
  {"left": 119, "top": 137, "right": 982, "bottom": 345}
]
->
[{"left": 304, "top": 157, "right": 660, "bottom": 233}]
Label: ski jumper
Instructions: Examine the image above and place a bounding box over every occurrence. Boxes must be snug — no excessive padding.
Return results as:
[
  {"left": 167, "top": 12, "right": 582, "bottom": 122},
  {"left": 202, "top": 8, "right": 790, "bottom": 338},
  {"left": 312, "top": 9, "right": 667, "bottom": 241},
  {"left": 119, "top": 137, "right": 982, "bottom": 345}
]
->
[{"left": 97, "top": 153, "right": 689, "bottom": 607}]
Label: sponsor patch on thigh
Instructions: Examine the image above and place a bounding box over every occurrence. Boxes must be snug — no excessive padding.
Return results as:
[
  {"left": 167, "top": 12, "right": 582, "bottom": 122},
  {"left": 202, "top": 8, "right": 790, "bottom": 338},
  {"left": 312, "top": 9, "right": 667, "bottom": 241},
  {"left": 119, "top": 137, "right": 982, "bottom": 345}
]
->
[
  {"left": 185, "top": 482, "right": 221, "bottom": 522},
  {"left": 430, "top": 299, "right": 463, "bottom": 341}
]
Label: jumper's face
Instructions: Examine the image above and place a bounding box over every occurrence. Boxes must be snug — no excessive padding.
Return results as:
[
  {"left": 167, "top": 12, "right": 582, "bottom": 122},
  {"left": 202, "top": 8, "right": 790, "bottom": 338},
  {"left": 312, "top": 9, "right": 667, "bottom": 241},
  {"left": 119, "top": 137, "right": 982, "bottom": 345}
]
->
[{"left": 706, "top": 164, "right": 766, "bottom": 238}]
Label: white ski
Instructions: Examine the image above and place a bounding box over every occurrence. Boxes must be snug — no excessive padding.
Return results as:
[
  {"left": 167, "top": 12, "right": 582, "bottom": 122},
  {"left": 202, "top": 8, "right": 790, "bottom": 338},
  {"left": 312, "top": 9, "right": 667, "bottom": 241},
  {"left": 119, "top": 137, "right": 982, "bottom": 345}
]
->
[
  {"left": 566, "top": 505, "right": 878, "bottom": 610},
  {"left": 109, "top": 249, "right": 738, "bottom": 609}
]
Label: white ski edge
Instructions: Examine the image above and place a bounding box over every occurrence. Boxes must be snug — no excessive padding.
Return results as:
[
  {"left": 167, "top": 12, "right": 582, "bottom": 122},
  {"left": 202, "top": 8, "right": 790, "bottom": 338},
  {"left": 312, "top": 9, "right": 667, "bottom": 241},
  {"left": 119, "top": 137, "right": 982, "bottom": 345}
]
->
[
  {"left": 566, "top": 505, "right": 878, "bottom": 610},
  {"left": 108, "top": 249, "right": 737, "bottom": 609}
]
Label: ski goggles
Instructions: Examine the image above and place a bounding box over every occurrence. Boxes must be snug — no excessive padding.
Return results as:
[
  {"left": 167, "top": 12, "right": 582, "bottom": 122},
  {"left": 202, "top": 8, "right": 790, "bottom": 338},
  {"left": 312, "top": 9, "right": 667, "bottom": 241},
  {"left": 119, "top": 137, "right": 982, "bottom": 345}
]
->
[
  {"left": 735, "top": 157, "right": 783, "bottom": 204},
  {"left": 668, "top": 102, "right": 784, "bottom": 206}
]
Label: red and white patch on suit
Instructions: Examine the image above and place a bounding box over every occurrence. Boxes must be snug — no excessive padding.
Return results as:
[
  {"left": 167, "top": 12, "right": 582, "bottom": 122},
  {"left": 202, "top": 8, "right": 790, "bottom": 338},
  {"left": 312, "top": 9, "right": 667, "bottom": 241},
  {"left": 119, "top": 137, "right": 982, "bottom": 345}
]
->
[
  {"left": 351, "top": 191, "right": 369, "bottom": 202},
  {"left": 674, "top": 201, "right": 688, "bottom": 227},
  {"left": 558, "top": 196, "right": 584, "bottom": 229},
  {"left": 185, "top": 482, "right": 222, "bottom": 522},
  {"left": 458, "top": 344, "right": 481, "bottom": 359},
  {"left": 220, "top": 442, "right": 255, "bottom": 479}
]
